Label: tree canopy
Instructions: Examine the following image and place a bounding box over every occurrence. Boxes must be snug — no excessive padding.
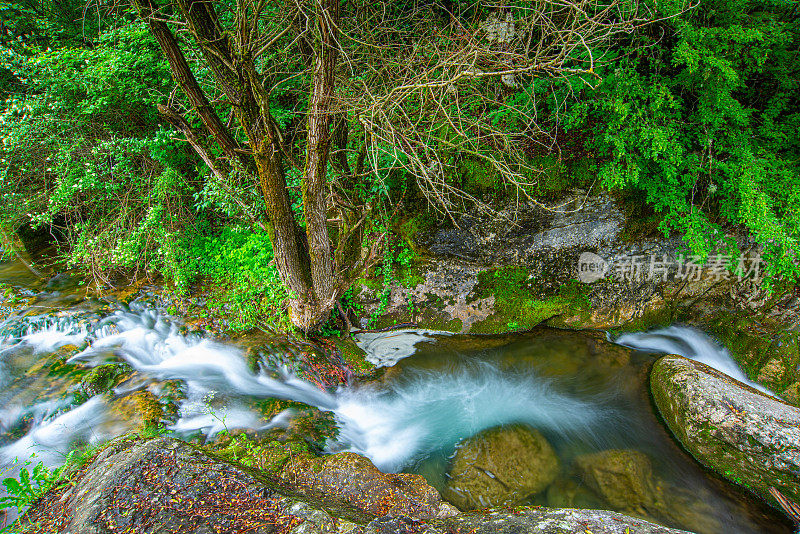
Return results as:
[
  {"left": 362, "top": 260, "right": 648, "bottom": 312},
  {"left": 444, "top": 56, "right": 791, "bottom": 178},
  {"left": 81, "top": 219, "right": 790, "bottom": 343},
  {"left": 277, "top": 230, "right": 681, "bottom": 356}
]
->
[{"left": 0, "top": 0, "right": 797, "bottom": 331}]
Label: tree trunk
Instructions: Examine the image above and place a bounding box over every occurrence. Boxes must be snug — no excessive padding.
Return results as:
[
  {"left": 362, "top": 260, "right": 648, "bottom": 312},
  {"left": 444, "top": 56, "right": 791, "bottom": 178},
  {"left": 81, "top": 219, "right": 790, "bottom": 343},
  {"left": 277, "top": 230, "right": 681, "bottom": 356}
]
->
[
  {"left": 136, "top": 0, "right": 345, "bottom": 331},
  {"left": 302, "top": 0, "right": 341, "bottom": 322},
  {"left": 131, "top": 0, "right": 251, "bottom": 172}
]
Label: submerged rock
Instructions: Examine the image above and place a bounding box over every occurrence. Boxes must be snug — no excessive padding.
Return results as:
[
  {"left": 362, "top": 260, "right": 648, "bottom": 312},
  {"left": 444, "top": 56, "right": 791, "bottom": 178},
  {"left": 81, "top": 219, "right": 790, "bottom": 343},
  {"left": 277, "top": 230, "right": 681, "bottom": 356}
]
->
[
  {"left": 574, "top": 449, "right": 659, "bottom": 510},
  {"left": 650, "top": 355, "right": 800, "bottom": 508},
  {"left": 573, "top": 448, "right": 721, "bottom": 533},
  {"left": 442, "top": 424, "right": 559, "bottom": 510},
  {"left": 545, "top": 476, "right": 607, "bottom": 509}
]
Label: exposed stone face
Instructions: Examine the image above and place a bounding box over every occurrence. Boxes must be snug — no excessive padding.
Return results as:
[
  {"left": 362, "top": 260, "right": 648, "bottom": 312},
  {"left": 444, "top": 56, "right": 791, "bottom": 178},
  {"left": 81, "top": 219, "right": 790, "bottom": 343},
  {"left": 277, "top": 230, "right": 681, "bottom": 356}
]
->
[
  {"left": 441, "top": 425, "right": 559, "bottom": 510},
  {"left": 279, "top": 450, "right": 457, "bottom": 520},
  {"left": 22, "top": 436, "right": 374, "bottom": 534},
  {"left": 384, "top": 508, "right": 694, "bottom": 534},
  {"left": 23, "top": 437, "right": 694, "bottom": 534},
  {"left": 650, "top": 355, "right": 800, "bottom": 507}
]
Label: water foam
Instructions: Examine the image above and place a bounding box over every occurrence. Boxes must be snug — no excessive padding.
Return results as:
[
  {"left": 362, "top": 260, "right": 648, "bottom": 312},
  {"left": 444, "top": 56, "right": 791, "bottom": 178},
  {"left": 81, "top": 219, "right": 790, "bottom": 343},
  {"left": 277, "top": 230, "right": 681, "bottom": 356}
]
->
[
  {"left": 614, "top": 325, "right": 775, "bottom": 395},
  {"left": 330, "top": 361, "right": 609, "bottom": 472},
  {"left": 1, "top": 304, "right": 610, "bottom": 476}
]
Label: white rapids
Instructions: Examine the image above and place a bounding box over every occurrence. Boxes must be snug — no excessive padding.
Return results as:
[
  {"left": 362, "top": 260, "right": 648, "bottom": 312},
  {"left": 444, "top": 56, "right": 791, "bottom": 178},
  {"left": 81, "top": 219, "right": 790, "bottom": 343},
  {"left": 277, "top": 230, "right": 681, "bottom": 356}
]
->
[
  {"left": 1, "top": 305, "right": 607, "bottom": 475},
  {"left": 614, "top": 325, "right": 776, "bottom": 396}
]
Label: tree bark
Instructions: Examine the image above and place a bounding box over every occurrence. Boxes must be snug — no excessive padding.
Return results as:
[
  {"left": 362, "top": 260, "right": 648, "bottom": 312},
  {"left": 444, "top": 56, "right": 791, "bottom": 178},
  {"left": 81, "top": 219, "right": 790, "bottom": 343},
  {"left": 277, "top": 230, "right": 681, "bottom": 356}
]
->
[
  {"left": 171, "top": 0, "right": 331, "bottom": 329},
  {"left": 136, "top": 0, "right": 347, "bottom": 330},
  {"left": 302, "top": 0, "right": 341, "bottom": 318},
  {"left": 131, "top": 0, "right": 252, "bottom": 173}
]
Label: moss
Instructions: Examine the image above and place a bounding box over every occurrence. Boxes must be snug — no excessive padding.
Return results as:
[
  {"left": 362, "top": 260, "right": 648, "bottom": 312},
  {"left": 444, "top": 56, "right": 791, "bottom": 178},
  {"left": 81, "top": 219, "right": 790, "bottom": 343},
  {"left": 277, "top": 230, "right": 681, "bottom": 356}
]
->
[
  {"left": 107, "top": 391, "right": 163, "bottom": 430},
  {"left": 470, "top": 268, "right": 591, "bottom": 333},
  {"left": 214, "top": 436, "right": 316, "bottom": 476},
  {"left": 422, "top": 315, "right": 463, "bottom": 332},
  {"left": 614, "top": 189, "right": 665, "bottom": 242},
  {"left": 398, "top": 269, "right": 425, "bottom": 289},
  {"left": 354, "top": 277, "right": 383, "bottom": 292},
  {"left": 459, "top": 158, "right": 505, "bottom": 196},
  {"left": 529, "top": 155, "right": 569, "bottom": 198},
  {"left": 80, "top": 362, "right": 132, "bottom": 397},
  {"left": 330, "top": 337, "right": 376, "bottom": 375},
  {"left": 610, "top": 305, "right": 680, "bottom": 336},
  {"left": 395, "top": 212, "right": 435, "bottom": 252},
  {"left": 699, "top": 310, "right": 800, "bottom": 390},
  {"left": 255, "top": 398, "right": 306, "bottom": 419}
]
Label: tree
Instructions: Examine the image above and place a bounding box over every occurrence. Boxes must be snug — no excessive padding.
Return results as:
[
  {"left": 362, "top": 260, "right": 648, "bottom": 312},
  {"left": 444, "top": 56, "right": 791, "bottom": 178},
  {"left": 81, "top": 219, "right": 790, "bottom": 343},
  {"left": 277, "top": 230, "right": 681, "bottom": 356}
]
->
[{"left": 133, "top": 0, "right": 649, "bottom": 330}]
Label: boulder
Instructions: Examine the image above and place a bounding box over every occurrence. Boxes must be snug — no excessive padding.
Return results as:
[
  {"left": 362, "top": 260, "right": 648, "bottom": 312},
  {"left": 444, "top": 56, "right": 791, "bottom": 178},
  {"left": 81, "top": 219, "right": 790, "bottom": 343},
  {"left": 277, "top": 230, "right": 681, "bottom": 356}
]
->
[
  {"left": 21, "top": 436, "right": 694, "bottom": 534},
  {"left": 22, "top": 436, "right": 374, "bottom": 534},
  {"left": 442, "top": 424, "right": 559, "bottom": 510},
  {"left": 80, "top": 362, "right": 132, "bottom": 397},
  {"left": 573, "top": 448, "right": 722, "bottom": 533},
  {"left": 650, "top": 355, "right": 800, "bottom": 508},
  {"left": 279, "top": 450, "right": 457, "bottom": 520},
  {"left": 574, "top": 449, "right": 658, "bottom": 510},
  {"left": 374, "top": 508, "right": 693, "bottom": 534}
]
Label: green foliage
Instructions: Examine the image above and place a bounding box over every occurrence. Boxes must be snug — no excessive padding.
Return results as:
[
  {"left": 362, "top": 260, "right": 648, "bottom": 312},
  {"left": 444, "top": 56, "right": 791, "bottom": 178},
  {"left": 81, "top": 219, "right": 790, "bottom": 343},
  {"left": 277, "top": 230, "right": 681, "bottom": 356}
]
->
[
  {"left": 0, "top": 459, "right": 63, "bottom": 529},
  {"left": 0, "top": 20, "right": 287, "bottom": 330},
  {"left": 565, "top": 0, "right": 800, "bottom": 288},
  {"left": 179, "top": 225, "right": 290, "bottom": 331},
  {"left": 0, "top": 21, "right": 194, "bottom": 282}
]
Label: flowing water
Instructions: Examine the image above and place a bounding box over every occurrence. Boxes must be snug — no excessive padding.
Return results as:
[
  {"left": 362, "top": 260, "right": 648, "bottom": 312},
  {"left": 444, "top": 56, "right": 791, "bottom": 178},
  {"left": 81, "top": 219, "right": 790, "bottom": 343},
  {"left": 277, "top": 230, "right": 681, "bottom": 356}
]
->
[
  {"left": 0, "top": 255, "right": 792, "bottom": 533},
  {"left": 614, "top": 326, "right": 776, "bottom": 396}
]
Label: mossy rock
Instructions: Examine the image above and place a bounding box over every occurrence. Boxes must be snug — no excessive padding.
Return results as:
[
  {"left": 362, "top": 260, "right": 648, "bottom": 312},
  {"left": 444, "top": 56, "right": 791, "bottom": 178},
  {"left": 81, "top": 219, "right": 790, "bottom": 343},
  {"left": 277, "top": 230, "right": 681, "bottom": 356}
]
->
[
  {"left": 330, "top": 337, "right": 376, "bottom": 377},
  {"left": 696, "top": 310, "right": 800, "bottom": 392},
  {"left": 650, "top": 355, "right": 800, "bottom": 509},
  {"left": 106, "top": 391, "right": 163, "bottom": 431},
  {"left": 215, "top": 436, "right": 315, "bottom": 475},
  {"left": 441, "top": 424, "right": 559, "bottom": 510},
  {"left": 279, "top": 451, "right": 453, "bottom": 519},
  {"left": 80, "top": 362, "right": 133, "bottom": 397}
]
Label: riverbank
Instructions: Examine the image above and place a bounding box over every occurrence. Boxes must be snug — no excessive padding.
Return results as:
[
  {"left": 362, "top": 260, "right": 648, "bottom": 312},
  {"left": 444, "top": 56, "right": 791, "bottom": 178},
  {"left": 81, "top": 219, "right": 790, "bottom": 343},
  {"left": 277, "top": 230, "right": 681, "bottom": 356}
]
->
[{"left": 2, "top": 191, "right": 799, "bottom": 533}]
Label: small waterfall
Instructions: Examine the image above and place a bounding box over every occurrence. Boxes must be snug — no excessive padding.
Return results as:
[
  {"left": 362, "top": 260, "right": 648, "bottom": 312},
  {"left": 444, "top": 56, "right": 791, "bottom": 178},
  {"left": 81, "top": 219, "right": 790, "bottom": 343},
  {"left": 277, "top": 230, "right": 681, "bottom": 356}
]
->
[
  {"left": 613, "top": 326, "right": 775, "bottom": 396},
  {"left": 0, "top": 304, "right": 610, "bottom": 478},
  {"left": 330, "top": 362, "right": 609, "bottom": 472},
  {"left": 0, "top": 302, "right": 790, "bottom": 533}
]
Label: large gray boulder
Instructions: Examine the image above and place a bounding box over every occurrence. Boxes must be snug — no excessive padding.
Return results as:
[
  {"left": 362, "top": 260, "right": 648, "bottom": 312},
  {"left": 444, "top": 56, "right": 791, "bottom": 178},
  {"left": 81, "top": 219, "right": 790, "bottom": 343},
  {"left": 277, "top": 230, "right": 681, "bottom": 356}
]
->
[
  {"left": 372, "top": 508, "right": 693, "bottom": 534},
  {"left": 650, "top": 355, "right": 800, "bottom": 507},
  {"left": 22, "top": 436, "right": 693, "bottom": 534}
]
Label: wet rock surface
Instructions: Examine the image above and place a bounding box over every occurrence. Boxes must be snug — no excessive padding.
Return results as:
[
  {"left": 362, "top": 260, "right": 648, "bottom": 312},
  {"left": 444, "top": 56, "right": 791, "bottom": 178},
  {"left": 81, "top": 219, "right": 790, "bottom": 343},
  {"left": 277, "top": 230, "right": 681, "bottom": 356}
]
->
[
  {"left": 376, "top": 508, "right": 694, "bottom": 534},
  {"left": 279, "top": 450, "right": 457, "bottom": 519},
  {"left": 650, "top": 355, "right": 800, "bottom": 508},
  {"left": 442, "top": 424, "right": 559, "bottom": 510},
  {"left": 573, "top": 449, "right": 721, "bottom": 534},
  {"left": 22, "top": 436, "right": 695, "bottom": 534},
  {"left": 23, "top": 436, "right": 373, "bottom": 534},
  {"left": 426, "top": 194, "right": 625, "bottom": 266}
]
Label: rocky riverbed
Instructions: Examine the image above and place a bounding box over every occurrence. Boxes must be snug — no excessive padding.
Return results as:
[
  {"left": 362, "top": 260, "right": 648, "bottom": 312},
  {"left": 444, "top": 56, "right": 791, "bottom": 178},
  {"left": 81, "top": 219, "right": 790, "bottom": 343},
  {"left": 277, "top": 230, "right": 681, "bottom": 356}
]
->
[{"left": 4, "top": 192, "right": 800, "bottom": 534}]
